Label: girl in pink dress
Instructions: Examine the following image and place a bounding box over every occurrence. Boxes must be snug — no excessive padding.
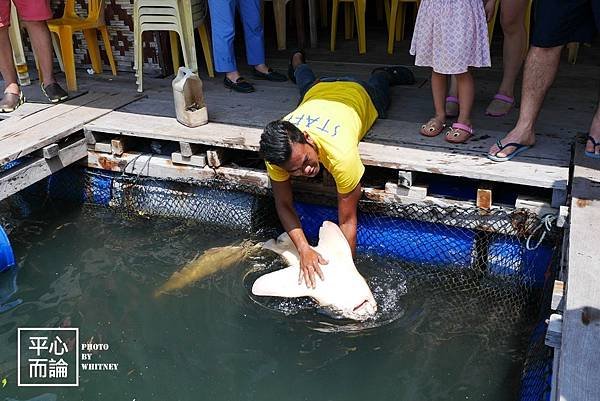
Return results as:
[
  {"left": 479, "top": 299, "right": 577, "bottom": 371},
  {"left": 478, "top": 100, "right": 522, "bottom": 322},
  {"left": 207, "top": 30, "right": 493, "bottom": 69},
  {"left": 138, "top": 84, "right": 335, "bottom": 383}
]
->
[{"left": 410, "top": 0, "right": 495, "bottom": 143}]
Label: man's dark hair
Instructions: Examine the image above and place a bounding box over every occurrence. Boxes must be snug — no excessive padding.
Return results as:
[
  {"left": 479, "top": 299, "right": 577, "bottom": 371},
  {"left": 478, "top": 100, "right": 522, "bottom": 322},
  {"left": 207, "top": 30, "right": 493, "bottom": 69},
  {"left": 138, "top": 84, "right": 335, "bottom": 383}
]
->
[{"left": 259, "top": 120, "right": 306, "bottom": 165}]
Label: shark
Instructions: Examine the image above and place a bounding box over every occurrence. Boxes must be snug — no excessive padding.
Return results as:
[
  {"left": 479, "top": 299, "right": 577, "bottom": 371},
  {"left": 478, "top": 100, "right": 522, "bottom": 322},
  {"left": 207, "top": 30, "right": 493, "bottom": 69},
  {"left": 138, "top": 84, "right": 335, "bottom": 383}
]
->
[
  {"left": 252, "top": 221, "right": 378, "bottom": 321},
  {"left": 154, "top": 240, "right": 257, "bottom": 297}
]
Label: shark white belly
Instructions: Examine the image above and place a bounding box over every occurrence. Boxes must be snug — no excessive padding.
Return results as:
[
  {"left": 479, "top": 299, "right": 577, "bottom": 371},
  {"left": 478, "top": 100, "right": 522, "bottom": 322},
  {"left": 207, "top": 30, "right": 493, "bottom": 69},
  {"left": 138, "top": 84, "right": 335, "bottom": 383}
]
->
[{"left": 252, "top": 221, "right": 377, "bottom": 321}]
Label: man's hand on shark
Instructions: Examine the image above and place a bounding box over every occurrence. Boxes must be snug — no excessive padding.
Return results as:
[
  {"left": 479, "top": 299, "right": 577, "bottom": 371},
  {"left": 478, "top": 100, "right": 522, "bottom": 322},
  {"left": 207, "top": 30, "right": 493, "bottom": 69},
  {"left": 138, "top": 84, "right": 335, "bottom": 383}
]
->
[{"left": 298, "top": 247, "right": 327, "bottom": 288}]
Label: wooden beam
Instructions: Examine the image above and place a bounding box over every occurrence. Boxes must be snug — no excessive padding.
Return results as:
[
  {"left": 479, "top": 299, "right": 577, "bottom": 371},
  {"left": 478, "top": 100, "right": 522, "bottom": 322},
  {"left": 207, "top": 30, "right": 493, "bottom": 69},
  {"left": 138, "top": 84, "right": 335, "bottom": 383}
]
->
[
  {"left": 42, "top": 144, "right": 60, "bottom": 159},
  {"left": 171, "top": 152, "right": 207, "bottom": 167},
  {"left": 179, "top": 141, "right": 201, "bottom": 158},
  {"left": 0, "top": 138, "right": 87, "bottom": 201},
  {"left": 515, "top": 195, "right": 557, "bottom": 216},
  {"left": 111, "top": 137, "right": 130, "bottom": 156},
  {"left": 552, "top": 280, "right": 565, "bottom": 312},
  {"left": 558, "top": 134, "right": 600, "bottom": 401},
  {"left": 476, "top": 188, "right": 493, "bottom": 210},
  {"left": 546, "top": 313, "right": 563, "bottom": 349},
  {"left": 206, "top": 148, "right": 228, "bottom": 168}
]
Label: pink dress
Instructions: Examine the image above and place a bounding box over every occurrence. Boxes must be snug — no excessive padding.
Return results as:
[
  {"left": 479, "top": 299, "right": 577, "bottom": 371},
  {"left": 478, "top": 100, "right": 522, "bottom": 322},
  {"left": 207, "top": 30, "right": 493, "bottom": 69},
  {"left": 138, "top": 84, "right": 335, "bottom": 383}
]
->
[{"left": 409, "top": 0, "right": 491, "bottom": 74}]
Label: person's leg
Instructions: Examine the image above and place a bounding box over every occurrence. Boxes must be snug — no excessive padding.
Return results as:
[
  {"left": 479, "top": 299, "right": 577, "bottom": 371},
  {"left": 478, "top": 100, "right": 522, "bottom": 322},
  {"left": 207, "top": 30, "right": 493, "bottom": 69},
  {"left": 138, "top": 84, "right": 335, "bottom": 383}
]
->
[
  {"left": 446, "top": 71, "right": 474, "bottom": 143},
  {"left": 420, "top": 70, "right": 446, "bottom": 137},
  {"left": 207, "top": 0, "right": 238, "bottom": 78},
  {"left": 22, "top": 21, "right": 55, "bottom": 86},
  {"left": 0, "top": 26, "right": 18, "bottom": 94},
  {"left": 488, "top": 46, "right": 562, "bottom": 156},
  {"left": 290, "top": 51, "right": 316, "bottom": 98},
  {"left": 486, "top": 0, "right": 528, "bottom": 116},
  {"left": 238, "top": 0, "right": 267, "bottom": 72},
  {"left": 585, "top": 2, "right": 600, "bottom": 155},
  {"left": 366, "top": 71, "right": 390, "bottom": 112},
  {"left": 446, "top": 75, "right": 459, "bottom": 117}
]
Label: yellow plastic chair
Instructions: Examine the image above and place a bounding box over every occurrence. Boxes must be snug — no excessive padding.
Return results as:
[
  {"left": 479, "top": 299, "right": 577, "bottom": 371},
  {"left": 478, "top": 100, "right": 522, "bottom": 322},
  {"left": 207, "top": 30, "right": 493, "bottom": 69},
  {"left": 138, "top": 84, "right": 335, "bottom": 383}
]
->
[
  {"left": 488, "top": 0, "right": 532, "bottom": 55},
  {"left": 384, "top": 0, "right": 419, "bottom": 54},
  {"left": 47, "top": 0, "right": 117, "bottom": 91},
  {"left": 262, "top": 0, "right": 291, "bottom": 51},
  {"left": 330, "top": 0, "right": 366, "bottom": 54}
]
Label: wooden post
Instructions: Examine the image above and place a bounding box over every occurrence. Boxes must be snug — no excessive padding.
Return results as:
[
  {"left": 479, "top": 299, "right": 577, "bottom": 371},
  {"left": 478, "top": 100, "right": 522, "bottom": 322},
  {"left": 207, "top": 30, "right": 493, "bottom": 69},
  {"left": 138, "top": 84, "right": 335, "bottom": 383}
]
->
[
  {"left": 206, "top": 149, "right": 229, "bottom": 168},
  {"left": 476, "top": 187, "right": 492, "bottom": 210}
]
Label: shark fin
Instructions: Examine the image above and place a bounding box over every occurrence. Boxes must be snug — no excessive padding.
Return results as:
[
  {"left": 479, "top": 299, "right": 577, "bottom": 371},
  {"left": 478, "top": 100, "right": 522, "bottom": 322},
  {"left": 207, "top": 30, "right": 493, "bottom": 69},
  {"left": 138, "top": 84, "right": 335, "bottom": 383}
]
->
[
  {"left": 315, "top": 221, "right": 353, "bottom": 259},
  {"left": 261, "top": 233, "right": 300, "bottom": 266},
  {"left": 251, "top": 266, "right": 311, "bottom": 298}
]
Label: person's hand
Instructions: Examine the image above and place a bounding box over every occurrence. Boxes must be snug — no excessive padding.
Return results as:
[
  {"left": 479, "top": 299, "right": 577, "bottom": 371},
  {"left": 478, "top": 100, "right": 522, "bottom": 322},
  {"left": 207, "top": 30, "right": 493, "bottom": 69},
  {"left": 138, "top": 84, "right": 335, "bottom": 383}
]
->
[
  {"left": 298, "top": 247, "right": 328, "bottom": 289},
  {"left": 484, "top": 0, "right": 496, "bottom": 22}
]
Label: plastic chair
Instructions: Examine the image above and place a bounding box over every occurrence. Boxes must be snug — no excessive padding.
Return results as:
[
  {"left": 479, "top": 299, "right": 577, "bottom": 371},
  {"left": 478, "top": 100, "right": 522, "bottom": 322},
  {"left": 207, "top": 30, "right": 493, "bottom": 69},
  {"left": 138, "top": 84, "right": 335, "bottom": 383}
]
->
[
  {"left": 47, "top": 0, "right": 117, "bottom": 91},
  {"left": 263, "top": 0, "right": 291, "bottom": 51},
  {"left": 384, "top": 0, "right": 419, "bottom": 54},
  {"left": 134, "top": 0, "right": 213, "bottom": 93},
  {"left": 330, "top": 0, "right": 366, "bottom": 54}
]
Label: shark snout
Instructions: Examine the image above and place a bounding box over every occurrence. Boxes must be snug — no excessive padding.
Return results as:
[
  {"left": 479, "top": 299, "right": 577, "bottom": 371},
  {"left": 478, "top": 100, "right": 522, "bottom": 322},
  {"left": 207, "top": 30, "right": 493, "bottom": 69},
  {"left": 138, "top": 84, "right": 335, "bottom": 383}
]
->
[{"left": 351, "top": 298, "right": 378, "bottom": 320}]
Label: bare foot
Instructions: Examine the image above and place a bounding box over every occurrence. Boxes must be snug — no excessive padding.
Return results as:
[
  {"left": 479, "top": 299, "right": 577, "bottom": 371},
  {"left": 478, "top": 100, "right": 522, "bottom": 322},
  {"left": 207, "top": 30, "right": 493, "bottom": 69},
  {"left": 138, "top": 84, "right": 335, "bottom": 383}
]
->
[
  {"left": 489, "top": 126, "right": 536, "bottom": 158},
  {"left": 585, "top": 112, "right": 600, "bottom": 156}
]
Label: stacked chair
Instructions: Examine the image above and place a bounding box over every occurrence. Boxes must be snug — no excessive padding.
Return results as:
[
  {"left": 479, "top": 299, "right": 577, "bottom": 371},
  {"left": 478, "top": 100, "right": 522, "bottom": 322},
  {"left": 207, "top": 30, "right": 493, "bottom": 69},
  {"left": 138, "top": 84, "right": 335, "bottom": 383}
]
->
[
  {"left": 385, "top": 0, "right": 419, "bottom": 54},
  {"left": 47, "top": 0, "right": 117, "bottom": 91},
  {"left": 330, "top": 0, "right": 367, "bottom": 54},
  {"left": 134, "top": 0, "right": 214, "bottom": 93}
]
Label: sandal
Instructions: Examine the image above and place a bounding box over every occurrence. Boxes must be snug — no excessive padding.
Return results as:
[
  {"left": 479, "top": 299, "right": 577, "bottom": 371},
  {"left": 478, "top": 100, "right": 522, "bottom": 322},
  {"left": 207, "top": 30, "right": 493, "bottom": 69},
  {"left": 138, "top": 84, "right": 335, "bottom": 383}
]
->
[
  {"left": 445, "top": 96, "right": 459, "bottom": 118},
  {"left": 0, "top": 90, "right": 25, "bottom": 113},
  {"left": 371, "top": 65, "right": 415, "bottom": 86},
  {"left": 585, "top": 134, "right": 600, "bottom": 159},
  {"left": 420, "top": 118, "right": 446, "bottom": 137},
  {"left": 487, "top": 139, "right": 532, "bottom": 162},
  {"left": 445, "top": 122, "right": 473, "bottom": 144},
  {"left": 485, "top": 94, "right": 514, "bottom": 117},
  {"left": 224, "top": 76, "right": 255, "bottom": 93}
]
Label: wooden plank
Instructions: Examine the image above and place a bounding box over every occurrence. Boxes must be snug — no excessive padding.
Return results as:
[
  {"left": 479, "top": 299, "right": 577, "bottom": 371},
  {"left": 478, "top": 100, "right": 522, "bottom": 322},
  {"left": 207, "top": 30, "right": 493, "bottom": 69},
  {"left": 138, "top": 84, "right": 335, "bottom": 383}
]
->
[
  {"left": 0, "top": 138, "right": 87, "bottom": 201},
  {"left": 476, "top": 188, "right": 493, "bottom": 210},
  {"left": 546, "top": 313, "right": 563, "bottom": 349},
  {"left": 384, "top": 182, "right": 427, "bottom": 199},
  {"left": 179, "top": 142, "right": 201, "bottom": 157},
  {"left": 552, "top": 280, "right": 565, "bottom": 312},
  {"left": 515, "top": 195, "right": 557, "bottom": 216},
  {"left": 171, "top": 152, "right": 207, "bottom": 167},
  {"left": 0, "top": 92, "right": 142, "bottom": 165},
  {"left": 558, "top": 134, "right": 600, "bottom": 401},
  {"left": 0, "top": 102, "right": 53, "bottom": 122},
  {"left": 206, "top": 148, "right": 229, "bottom": 168},
  {"left": 42, "top": 144, "right": 60, "bottom": 159},
  {"left": 85, "top": 111, "right": 569, "bottom": 190},
  {"left": 94, "top": 142, "right": 112, "bottom": 154},
  {"left": 111, "top": 137, "right": 130, "bottom": 156}
]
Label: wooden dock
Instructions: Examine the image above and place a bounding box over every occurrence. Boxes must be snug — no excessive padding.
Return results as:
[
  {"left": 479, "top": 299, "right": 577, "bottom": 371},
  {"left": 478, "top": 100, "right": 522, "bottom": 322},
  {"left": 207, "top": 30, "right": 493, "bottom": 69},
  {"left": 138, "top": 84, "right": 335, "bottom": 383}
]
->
[
  {"left": 555, "top": 135, "right": 600, "bottom": 401},
  {"left": 0, "top": 91, "right": 141, "bottom": 200}
]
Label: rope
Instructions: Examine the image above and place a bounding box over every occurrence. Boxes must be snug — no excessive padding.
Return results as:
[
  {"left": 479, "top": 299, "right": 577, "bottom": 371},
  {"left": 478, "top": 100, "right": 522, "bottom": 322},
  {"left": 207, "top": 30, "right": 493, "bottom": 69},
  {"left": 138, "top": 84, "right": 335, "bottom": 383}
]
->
[{"left": 526, "top": 213, "right": 557, "bottom": 250}]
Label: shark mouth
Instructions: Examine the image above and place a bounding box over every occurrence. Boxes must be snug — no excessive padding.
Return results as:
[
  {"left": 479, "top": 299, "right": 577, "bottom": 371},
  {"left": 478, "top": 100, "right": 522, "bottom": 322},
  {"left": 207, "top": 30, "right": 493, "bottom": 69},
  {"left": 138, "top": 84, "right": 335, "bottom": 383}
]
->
[{"left": 353, "top": 300, "right": 369, "bottom": 311}]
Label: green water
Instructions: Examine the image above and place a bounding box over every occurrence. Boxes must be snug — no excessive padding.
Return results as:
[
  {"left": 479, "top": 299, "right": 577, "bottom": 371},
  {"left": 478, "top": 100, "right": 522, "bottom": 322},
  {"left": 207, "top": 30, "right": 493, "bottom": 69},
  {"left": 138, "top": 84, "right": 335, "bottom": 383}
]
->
[{"left": 1, "top": 205, "right": 529, "bottom": 401}]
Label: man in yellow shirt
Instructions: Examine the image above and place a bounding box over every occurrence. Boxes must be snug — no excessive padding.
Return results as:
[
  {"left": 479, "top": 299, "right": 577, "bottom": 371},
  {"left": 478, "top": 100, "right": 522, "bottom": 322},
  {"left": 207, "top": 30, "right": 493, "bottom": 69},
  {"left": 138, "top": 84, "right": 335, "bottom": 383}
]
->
[{"left": 259, "top": 51, "right": 414, "bottom": 288}]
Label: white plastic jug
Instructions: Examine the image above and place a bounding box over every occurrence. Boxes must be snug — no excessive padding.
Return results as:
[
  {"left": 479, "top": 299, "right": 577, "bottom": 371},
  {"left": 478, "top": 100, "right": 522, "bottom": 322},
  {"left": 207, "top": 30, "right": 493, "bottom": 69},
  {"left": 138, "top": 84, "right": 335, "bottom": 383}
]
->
[{"left": 172, "top": 67, "right": 208, "bottom": 127}]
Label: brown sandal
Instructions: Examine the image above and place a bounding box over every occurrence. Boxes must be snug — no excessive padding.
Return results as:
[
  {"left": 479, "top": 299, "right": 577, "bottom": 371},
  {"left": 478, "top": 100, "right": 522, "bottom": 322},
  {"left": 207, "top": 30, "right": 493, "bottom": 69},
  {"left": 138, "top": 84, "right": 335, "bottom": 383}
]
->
[
  {"left": 420, "top": 118, "right": 446, "bottom": 137},
  {"left": 445, "top": 122, "right": 473, "bottom": 144}
]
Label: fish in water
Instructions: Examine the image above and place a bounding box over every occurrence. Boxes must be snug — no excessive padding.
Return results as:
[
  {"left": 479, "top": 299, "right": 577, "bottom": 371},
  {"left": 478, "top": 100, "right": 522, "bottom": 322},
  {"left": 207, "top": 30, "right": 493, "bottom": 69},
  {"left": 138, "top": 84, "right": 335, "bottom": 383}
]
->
[
  {"left": 252, "top": 221, "right": 377, "bottom": 321},
  {"left": 154, "top": 241, "right": 257, "bottom": 297}
]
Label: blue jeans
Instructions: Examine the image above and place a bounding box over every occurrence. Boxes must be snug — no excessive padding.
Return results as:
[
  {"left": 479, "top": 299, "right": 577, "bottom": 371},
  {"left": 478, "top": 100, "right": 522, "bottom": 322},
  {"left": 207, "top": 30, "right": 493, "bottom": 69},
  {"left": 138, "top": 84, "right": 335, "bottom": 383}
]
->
[
  {"left": 207, "top": 0, "right": 265, "bottom": 72},
  {"left": 293, "top": 64, "right": 391, "bottom": 118}
]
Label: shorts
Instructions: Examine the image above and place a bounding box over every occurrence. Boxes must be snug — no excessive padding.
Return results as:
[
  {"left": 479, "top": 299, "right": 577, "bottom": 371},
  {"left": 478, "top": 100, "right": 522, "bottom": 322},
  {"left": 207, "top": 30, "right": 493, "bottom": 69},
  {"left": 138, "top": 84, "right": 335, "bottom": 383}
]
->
[
  {"left": 531, "top": 0, "right": 600, "bottom": 47},
  {"left": 0, "top": 0, "right": 52, "bottom": 28}
]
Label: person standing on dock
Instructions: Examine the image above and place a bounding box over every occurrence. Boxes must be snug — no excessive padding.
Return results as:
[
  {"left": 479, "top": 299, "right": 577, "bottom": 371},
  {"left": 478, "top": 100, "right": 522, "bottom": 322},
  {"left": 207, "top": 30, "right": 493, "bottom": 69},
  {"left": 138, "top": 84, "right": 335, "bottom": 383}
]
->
[
  {"left": 259, "top": 51, "right": 415, "bottom": 289},
  {"left": 488, "top": 0, "right": 600, "bottom": 161},
  {"left": 0, "top": 0, "right": 68, "bottom": 112},
  {"left": 207, "top": 0, "right": 287, "bottom": 93}
]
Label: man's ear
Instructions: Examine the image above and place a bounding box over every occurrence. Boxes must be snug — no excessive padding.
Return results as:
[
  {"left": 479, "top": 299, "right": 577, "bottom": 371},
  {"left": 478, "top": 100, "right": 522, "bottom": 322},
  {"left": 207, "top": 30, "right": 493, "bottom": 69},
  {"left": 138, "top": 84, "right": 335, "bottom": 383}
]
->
[{"left": 304, "top": 131, "right": 314, "bottom": 145}]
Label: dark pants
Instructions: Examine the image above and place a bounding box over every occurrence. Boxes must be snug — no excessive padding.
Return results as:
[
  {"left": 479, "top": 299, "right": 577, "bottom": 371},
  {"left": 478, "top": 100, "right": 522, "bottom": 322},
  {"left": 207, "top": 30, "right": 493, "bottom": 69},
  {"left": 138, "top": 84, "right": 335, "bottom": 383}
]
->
[
  {"left": 293, "top": 64, "right": 391, "bottom": 119},
  {"left": 531, "top": 0, "right": 600, "bottom": 47}
]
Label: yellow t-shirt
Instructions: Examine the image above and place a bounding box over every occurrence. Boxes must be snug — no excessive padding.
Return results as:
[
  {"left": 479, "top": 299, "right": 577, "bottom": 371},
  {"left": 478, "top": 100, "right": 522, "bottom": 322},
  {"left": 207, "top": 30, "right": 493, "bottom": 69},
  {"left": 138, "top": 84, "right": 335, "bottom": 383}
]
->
[{"left": 266, "top": 81, "right": 378, "bottom": 194}]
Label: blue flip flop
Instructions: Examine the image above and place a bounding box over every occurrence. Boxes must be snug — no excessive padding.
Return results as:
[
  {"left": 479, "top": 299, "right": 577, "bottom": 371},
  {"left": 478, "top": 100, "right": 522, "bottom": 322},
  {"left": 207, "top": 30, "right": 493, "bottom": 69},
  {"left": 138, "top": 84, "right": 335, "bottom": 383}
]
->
[
  {"left": 585, "top": 135, "right": 600, "bottom": 159},
  {"left": 487, "top": 140, "right": 531, "bottom": 162}
]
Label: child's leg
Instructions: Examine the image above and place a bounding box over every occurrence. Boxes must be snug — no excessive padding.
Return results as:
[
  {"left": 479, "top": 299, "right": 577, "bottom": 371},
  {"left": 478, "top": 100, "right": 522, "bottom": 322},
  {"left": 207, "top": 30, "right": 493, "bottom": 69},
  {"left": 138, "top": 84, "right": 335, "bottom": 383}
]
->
[
  {"left": 445, "top": 75, "right": 459, "bottom": 117},
  {"left": 420, "top": 70, "right": 447, "bottom": 137},
  {"left": 446, "top": 71, "right": 474, "bottom": 143}
]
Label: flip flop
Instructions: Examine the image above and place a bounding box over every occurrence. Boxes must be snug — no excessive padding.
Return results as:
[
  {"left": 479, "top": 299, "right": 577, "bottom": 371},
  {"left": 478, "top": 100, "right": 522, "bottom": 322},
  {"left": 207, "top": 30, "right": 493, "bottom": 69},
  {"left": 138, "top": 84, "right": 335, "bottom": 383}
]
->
[
  {"left": 445, "top": 122, "right": 473, "bottom": 144},
  {"left": 487, "top": 140, "right": 531, "bottom": 162},
  {"left": 485, "top": 94, "right": 514, "bottom": 117},
  {"left": 445, "top": 96, "right": 459, "bottom": 118},
  {"left": 0, "top": 90, "right": 25, "bottom": 113},
  {"left": 585, "top": 134, "right": 600, "bottom": 159}
]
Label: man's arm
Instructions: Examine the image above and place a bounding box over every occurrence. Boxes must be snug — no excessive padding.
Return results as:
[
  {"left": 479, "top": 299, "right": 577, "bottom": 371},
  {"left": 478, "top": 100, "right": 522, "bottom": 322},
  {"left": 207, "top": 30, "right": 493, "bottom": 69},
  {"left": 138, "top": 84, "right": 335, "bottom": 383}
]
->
[
  {"left": 337, "top": 183, "right": 362, "bottom": 256},
  {"left": 271, "top": 179, "right": 328, "bottom": 288}
]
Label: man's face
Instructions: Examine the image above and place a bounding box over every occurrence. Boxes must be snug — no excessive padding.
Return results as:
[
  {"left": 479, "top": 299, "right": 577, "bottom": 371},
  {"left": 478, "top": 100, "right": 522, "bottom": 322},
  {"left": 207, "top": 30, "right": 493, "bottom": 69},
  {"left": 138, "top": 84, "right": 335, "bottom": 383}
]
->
[{"left": 281, "top": 134, "right": 320, "bottom": 178}]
